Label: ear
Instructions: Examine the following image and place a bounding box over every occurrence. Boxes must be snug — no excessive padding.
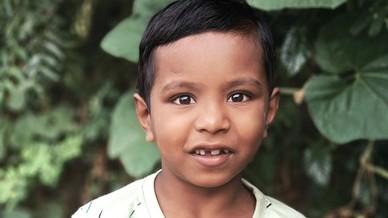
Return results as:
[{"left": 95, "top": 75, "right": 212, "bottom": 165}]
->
[
  {"left": 133, "top": 93, "right": 155, "bottom": 142},
  {"left": 264, "top": 87, "right": 280, "bottom": 137}
]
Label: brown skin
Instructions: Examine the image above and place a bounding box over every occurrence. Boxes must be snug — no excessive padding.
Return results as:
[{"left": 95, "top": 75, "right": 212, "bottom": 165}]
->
[{"left": 134, "top": 32, "right": 279, "bottom": 218}]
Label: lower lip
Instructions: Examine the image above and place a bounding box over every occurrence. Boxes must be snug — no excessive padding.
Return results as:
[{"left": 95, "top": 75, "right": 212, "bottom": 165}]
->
[{"left": 191, "top": 154, "right": 231, "bottom": 167}]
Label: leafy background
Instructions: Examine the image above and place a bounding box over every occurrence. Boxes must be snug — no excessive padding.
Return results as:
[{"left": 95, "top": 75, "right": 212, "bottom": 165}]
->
[{"left": 1, "top": 0, "right": 388, "bottom": 217}]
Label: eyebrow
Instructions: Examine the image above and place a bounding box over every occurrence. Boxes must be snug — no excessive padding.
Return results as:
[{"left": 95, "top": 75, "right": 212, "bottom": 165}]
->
[
  {"left": 226, "top": 78, "right": 263, "bottom": 88},
  {"left": 160, "top": 78, "right": 263, "bottom": 93},
  {"left": 161, "top": 81, "right": 201, "bottom": 93}
]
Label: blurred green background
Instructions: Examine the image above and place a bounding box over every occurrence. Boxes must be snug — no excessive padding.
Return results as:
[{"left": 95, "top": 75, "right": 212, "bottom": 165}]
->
[{"left": 1, "top": 0, "right": 388, "bottom": 217}]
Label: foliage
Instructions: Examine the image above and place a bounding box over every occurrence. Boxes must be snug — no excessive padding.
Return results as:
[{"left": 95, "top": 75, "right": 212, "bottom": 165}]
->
[
  {"left": 100, "top": 0, "right": 171, "bottom": 62},
  {"left": 247, "top": 0, "right": 347, "bottom": 10},
  {"left": 0, "top": 0, "right": 84, "bottom": 209},
  {"left": 280, "top": 27, "right": 310, "bottom": 77},
  {"left": 0, "top": 0, "right": 70, "bottom": 111},
  {"left": 108, "top": 91, "right": 159, "bottom": 177},
  {"left": 305, "top": 12, "right": 388, "bottom": 143},
  {"left": 1, "top": 0, "right": 388, "bottom": 217},
  {"left": 0, "top": 0, "right": 133, "bottom": 216}
]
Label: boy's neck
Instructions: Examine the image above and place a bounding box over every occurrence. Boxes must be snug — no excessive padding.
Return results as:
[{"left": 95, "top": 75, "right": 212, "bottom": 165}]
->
[{"left": 154, "top": 170, "right": 255, "bottom": 218}]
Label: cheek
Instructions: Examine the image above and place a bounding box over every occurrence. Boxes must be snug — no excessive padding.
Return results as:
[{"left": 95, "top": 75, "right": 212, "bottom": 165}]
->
[
  {"left": 150, "top": 108, "right": 193, "bottom": 149},
  {"left": 236, "top": 113, "right": 265, "bottom": 160},
  {"left": 234, "top": 107, "right": 267, "bottom": 138},
  {"left": 239, "top": 120, "right": 265, "bottom": 145}
]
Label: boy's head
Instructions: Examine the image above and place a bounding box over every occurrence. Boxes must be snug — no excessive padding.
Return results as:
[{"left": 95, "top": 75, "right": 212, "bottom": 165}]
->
[
  {"left": 137, "top": 0, "right": 275, "bottom": 106},
  {"left": 134, "top": 0, "right": 279, "bottom": 188}
]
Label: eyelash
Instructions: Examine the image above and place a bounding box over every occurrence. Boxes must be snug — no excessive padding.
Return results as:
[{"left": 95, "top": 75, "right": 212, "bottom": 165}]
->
[
  {"left": 170, "top": 91, "right": 253, "bottom": 105},
  {"left": 227, "top": 92, "right": 253, "bottom": 103},
  {"left": 171, "top": 94, "right": 196, "bottom": 105}
]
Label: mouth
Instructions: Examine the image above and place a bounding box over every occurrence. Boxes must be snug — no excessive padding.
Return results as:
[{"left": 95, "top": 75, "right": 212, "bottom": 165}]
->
[
  {"left": 189, "top": 146, "right": 234, "bottom": 167},
  {"left": 190, "top": 148, "right": 233, "bottom": 156}
]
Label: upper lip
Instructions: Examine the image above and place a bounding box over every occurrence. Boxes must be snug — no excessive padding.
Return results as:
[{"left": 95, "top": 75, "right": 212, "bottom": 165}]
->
[{"left": 187, "top": 143, "right": 235, "bottom": 154}]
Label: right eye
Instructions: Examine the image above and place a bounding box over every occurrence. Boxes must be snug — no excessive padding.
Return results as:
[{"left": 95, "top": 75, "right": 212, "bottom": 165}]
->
[{"left": 172, "top": 95, "right": 195, "bottom": 105}]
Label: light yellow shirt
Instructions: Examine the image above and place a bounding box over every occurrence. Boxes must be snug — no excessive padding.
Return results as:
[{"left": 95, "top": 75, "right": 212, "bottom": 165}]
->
[{"left": 72, "top": 171, "right": 306, "bottom": 218}]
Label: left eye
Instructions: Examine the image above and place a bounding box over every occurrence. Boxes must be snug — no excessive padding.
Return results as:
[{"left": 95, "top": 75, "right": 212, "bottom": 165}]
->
[
  {"left": 227, "top": 93, "right": 250, "bottom": 102},
  {"left": 172, "top": 95, "right": 195, "bottom": 105}
]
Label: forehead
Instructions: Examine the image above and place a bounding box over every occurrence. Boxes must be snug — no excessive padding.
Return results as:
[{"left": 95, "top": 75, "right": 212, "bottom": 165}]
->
[{"left": 152, "top": 31, "right": 265, "bottom": 85}]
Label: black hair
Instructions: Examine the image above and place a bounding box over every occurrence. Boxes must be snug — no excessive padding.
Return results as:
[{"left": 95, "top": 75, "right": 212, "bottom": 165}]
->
[{"left": 137, "top": 0, "right": 275, "bottom": 106}]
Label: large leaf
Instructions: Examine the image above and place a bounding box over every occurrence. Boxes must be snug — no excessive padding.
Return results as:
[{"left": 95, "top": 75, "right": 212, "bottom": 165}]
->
[
  {"left": 247, "top": 0, "right": 346, "bottom": 10},
  {"left": 306, "top": 13, "right": 388, "bottom": 143},
  {"left": 305, "top": 55, "right": 388, "bottom": 143},
  {"left": 100, "top": 17, "right": 145, "bottom": 62},
  {"left": 101, "top": 0, "right": 171, "bottom": 62},
  {"left": 108, "top": 92, "right": 159, "bottom": 178},
  {"left": 315, "top": 14, "right": 388, "bottom": 74}
]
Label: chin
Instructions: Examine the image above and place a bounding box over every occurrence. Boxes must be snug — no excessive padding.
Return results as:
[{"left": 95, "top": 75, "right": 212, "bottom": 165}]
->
[{"left": 187, "top": 172, "right": 239, "bottom": 189}]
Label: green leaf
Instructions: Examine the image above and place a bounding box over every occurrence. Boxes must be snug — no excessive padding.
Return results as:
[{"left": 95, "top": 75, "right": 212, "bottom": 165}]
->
[
  {"left": 315, "top": 14, "right": 388, "bottom": 74},
  {"left": 10, "top": 107, "right": 77, "bottom": 147},
  {"left": 368, "top": 18, "right": 384, "bottom": 37},
  {"left": 0, "top": 86, "right": 4, "bottom": 106},
  {"left": 0, "top": 124, "right": 6, "bottom": 161},
  {"left": 108, "top": 92, "right": 159, "bottom": 178},
  {"left": 19, "top": 135, "right": 82, "bottom": 186},
  {"left": 101, "top": 0, "right": 171, "bottom": 62},
  {"left": 247, "top": 0, "right": 346, "bottom": 10},
  {"left": 304, "top": 143, "right": 332, "bottom": 186},
  {"left": 7, "top": 86, "right": 25, "bottom": 112},
  {"left": 305, "top": 56, "right": 388, "bottom": 143},
  {"left": 280, "top": 27, "right": 309, "bottom": 76},
  {"left": 1, "top": 208, "right": 31, "bottom": 218},
  {"left": 308, "top": 13, "right": 388, "bottom": 143},
  {"left": 0, "top": 167, "right": 28, "bottom": 207},
  {"left": 100, "top": 17, "right": 144, "bottom": 62}
]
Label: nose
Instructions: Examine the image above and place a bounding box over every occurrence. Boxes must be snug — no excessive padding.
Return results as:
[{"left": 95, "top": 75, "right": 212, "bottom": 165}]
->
[{"left": 194, "top": 100, "right": 231, "bottom": 134}]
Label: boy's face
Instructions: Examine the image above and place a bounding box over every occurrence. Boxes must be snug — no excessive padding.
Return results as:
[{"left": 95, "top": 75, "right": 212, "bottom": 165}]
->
[{"left": 135, "top": 32, "right": 279, "bottom": 188}]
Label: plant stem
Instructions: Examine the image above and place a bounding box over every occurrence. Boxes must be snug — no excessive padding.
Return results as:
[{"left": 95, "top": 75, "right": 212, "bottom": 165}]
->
[
  {"left": 360, "top": 141, "right": 388, "bottom": 180},
  {"left": 365, "top": 163, "right": 388, "bottom": 180}
]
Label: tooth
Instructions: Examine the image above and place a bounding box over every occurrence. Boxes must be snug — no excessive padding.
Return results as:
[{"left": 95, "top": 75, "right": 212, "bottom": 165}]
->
[
  {"left": 223, "top": 149, "right": 229, "bottom": 154},
  {"left": 199, "top": 149, "right": 206, "bottom": 156},
  {"left": 211, "top": 149, "right": 220, "bottom": 155},
  {"left": 195, "top": 149, "right": 200, "bottom": 155}
]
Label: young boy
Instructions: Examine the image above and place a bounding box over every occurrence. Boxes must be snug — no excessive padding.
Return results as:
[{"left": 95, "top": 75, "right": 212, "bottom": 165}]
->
[{"left": 73, "top": 0, "right": 305, "bottom": 217}]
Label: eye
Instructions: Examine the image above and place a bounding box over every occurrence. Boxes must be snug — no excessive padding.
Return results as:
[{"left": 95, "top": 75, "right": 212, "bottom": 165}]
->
[
  {"left": 172, "top": 95, "right": 195, "bottom": 105},
  {"left": 228, "top": 92, "right": 251, "bottom": 103}
]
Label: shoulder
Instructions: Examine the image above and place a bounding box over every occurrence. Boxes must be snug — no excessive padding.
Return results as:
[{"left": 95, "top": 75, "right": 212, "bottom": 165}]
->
[
  {"left": 263, "top": 195, "right": 306, "bottom": 218},
  {"left": 242, "top": 179, "right": 306, "bottom": 218},
  {"left": 71, "top": 176, "right": 146, "bottom": 218}
]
